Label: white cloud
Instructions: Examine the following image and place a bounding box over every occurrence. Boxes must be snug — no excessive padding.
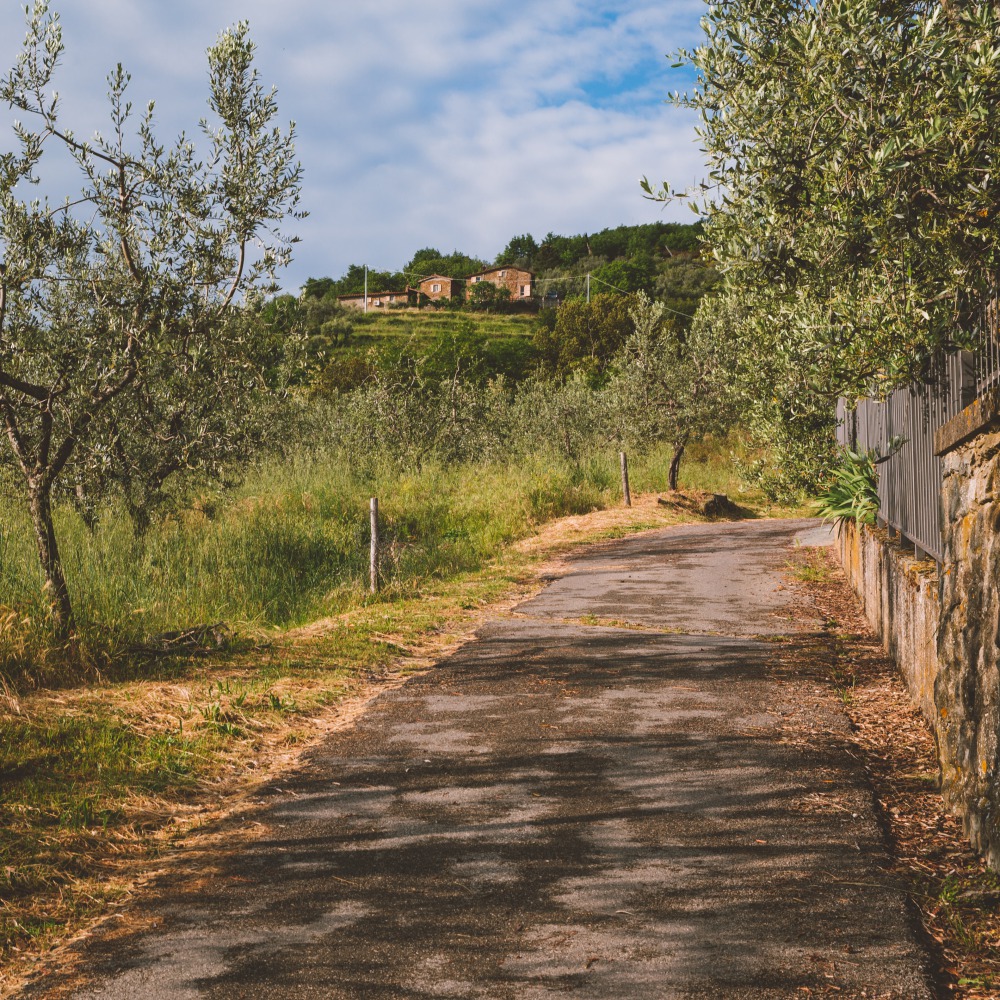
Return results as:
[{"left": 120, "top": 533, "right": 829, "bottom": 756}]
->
[{"left": 0, "top": 1, "right": 710, "bottom": 289}]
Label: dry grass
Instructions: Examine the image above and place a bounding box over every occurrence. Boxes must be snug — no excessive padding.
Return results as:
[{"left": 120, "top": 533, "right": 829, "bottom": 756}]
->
[{"left": 512, "top": 489, "right": 680, "bottom": 554}]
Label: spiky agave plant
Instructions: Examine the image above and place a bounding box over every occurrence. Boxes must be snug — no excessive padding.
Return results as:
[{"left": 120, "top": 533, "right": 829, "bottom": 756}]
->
[{"left": 813, "top": 448, "right": 880, "bottom": 527}]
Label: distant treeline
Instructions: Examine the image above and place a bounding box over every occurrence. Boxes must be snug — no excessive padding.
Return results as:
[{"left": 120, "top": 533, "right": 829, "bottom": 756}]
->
[{"left": 495, "top": 222, "right": 703, "bottom": 270}]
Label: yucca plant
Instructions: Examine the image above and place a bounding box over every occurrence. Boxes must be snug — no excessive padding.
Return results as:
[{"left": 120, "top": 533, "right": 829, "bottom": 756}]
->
[{"left": 814, "top": 448, "right": 880, "bottom": 526}]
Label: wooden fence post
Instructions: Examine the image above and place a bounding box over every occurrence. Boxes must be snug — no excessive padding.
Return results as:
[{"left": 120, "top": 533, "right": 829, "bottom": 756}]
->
[
  {"left": 370, "top": 497, "right": 379, "bottom": 594},
  {"left": 620, "top": 451, "right": 631, "bottom": 508}
]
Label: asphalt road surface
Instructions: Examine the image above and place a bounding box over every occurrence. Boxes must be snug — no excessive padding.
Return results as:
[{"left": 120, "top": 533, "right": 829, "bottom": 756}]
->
[{"left": 30, "top": 518, "right": 936, "bottom": 999}]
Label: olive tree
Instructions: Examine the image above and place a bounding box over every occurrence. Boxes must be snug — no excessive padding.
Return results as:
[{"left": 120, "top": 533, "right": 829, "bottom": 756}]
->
[
  {"left": 0, "top": 3, "right": 303, "bottom": 640},
  {"left": 646, "top": 0, "right": 1000, "bottom": 397},
  {"left": 65, "top": 302, "right": 304, "bottom": 535},
  {"left": 606, "top": 293, "right": 735, "bottom": 489}
]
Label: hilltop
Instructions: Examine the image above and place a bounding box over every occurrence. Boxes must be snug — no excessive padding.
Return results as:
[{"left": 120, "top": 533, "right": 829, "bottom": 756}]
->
[{"left": 301, "top": 221, "right": 717, "bottom": 321}]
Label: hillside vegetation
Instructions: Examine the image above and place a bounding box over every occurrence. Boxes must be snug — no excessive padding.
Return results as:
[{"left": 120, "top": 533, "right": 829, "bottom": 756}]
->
[
  {"left": 276, "top": 222, "right": 720, "bottom": 395},
  {"left": 0, "top": 221, "right": 735, "bottom": 683},
  {"left": 301, "top": 220, "right": 716, "bottom": 315}
]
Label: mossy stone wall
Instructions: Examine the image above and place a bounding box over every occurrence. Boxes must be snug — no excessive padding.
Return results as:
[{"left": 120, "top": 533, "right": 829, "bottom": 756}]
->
[{"left": 937, "top": 428, "right": 1000, "bottom": 864}]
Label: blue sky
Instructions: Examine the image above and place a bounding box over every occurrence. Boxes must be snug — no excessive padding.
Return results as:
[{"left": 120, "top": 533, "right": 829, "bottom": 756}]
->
[{"left": 0, "top": 2, "right": 708, "bottom": 292}]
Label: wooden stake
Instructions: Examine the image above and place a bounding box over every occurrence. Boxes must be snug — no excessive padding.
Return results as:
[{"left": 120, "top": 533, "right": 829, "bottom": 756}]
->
[
  {"left": 620, "top": 451, "right": 631, "bottom": 508},
  {"left": 370, "top": 497, "right": 379, "bottom": 593}
]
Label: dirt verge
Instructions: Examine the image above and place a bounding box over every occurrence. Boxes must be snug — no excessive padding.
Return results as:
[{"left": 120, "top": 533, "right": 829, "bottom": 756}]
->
[{"left": 787, "top": 546, "right": 1000, "bottom": 999}]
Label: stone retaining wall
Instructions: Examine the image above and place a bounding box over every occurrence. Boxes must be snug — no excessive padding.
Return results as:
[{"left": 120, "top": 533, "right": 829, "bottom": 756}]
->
[
  {"left": 936, "top": 425, "right": 1000, "bottom": 865},
  {"left": 837, "top": 522, "right": 941, "bottom": 724},
  {"left": 838, "top": 413, "right": 1000, "bottom": 867}
]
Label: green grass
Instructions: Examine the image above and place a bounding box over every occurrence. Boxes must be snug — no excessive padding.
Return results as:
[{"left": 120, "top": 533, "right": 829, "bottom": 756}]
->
[
  {"left": 0, "top": 709, "right": 212, "bottom": 935},
  {"left": 342, "top": 310, "right": 537, "bottom": 364},
  {"left": 634, "top": 435, "right": 750, "bottom": 497},
  {"left": 1, "top": 714, "right": 204, "bottom": 823},
  {"left": 0, "top": 430, "right": 803, "bottom": 691},
  {"left": 352, "top": 309, "right": 536, "bottom": 341},
  {"left": 0, "top": 449, "right": 627, "bottom": 681},
  {"left": 333, "top": 310, "right": 542, "bottom": 385},
  {"left": 0, "top": 437, "right": 793, "bottom": 681}
]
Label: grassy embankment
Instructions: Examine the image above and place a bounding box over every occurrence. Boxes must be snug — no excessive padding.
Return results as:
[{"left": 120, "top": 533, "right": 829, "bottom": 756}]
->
[
  {"left": 348, "top": 308, "right": 537, "bottom": 352},
  {"left": 0, "top": 431, "right": 802, "bottom": 983},
  {"left": 333, "top": 309, "right": 541, "bottom": 385}
]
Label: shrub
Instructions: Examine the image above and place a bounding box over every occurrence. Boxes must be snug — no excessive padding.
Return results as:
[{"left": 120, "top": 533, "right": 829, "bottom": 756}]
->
[{"left": 814, "top": 449, "right": 879, "bottom": 527}]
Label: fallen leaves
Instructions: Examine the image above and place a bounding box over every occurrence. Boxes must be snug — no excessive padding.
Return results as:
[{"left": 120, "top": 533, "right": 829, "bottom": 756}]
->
[{"left": 789, "top": 548, "right": 1000, "bottom": 998}]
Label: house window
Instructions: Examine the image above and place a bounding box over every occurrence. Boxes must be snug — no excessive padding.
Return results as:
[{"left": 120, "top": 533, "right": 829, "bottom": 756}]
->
[
  {"left": 520, "top": 285, "right": 529, "bottom": 296},
  {"left": 499, "top": 270, "right": 506, "bottom": 277},
  {"left": 432, "top": 283, "right": 441, "bottom": 293},
  {"left": 473, "top": 276, "right": 481, "bottom": 283}
]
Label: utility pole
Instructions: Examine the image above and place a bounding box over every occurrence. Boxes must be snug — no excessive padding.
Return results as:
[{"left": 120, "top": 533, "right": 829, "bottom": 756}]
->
[
  {"left": 364, "top": 265, "right": 368, "bottom": 315},
  {"left": 586, "top": 272, "right": 591, "bottom": 303}
]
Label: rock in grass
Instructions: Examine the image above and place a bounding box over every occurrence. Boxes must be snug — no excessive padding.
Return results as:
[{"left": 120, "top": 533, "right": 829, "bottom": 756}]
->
[{"left": 657, "top": 490, "right": 745, "bottom": 519}]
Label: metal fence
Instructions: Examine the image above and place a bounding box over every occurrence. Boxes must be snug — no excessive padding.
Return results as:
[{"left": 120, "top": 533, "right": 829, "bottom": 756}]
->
[
  {"left": 836, "top": 351, "right": 975, "bottom": 562},
  {"left": 973, "top": 294, "right": 1000, "bottom": 393}
]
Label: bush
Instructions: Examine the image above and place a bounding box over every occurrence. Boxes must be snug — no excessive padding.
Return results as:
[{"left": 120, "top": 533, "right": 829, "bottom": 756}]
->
[{"left": 533, "top": 293, "right": 636, "bottom": 378}]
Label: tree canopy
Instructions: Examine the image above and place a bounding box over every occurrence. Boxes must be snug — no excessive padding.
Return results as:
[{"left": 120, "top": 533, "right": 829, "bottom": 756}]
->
[
  {"left": 652, "top": 0, "right": 1000, "bottom": 398},
  {"left": 495, "top": 234, "right": 539, "bottom": 268},
  {"left": 403, "top": 248, "right": 487, "bottom": 281},
  {"left": 533, "top": 293, "right": 636, "bottom": 378}
]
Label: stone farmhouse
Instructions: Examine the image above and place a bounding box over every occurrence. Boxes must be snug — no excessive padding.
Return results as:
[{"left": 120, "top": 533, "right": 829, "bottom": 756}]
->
[
  {"left": 336, "top": 266, "right": 535, "bottom": 311},
  {"left": 336, "top": 288, "right": 415, "bottom": 310},
  {"left": 467, "top": 266, "right": 533, "bottom": 300},
  {"left": 418, "top": 275, "right": 463, "bottom": 302}
]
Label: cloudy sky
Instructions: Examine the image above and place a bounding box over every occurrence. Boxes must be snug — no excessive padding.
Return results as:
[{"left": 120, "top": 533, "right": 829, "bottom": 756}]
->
[{"left": 0, "top": 2, "right": 708, "bottom": 291}]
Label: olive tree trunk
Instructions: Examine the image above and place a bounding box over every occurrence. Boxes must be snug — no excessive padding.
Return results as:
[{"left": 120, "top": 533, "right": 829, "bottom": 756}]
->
[
  {"left": 28, "top": 480, "right": 74, "bottom": 641},
  {"left": 668, "top": 442, "right": 686, "bottom": 492}
]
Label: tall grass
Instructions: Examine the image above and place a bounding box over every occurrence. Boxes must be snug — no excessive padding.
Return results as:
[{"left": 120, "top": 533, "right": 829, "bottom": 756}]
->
[
  {"left": 631, "top": 434, "right": 756, "bottom": 497},
  {"left": 0, "top": 438, "right": 753, "bottom": 683},
  {"left": 0, "top": 338, "right": 763, "bottom": 685},
  {"left": 0, "top": 446, "right": 651, "bottom": 681}
]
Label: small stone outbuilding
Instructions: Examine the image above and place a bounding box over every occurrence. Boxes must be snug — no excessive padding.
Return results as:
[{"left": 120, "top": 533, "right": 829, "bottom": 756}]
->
[{"left": 337, "top": 289, "right": 415, "bottom": 311}]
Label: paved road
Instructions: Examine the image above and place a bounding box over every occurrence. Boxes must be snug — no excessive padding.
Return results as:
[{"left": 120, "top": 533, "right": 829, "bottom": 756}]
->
[{"left": 31, "top": 519, "right": 936, "bottom": 999}]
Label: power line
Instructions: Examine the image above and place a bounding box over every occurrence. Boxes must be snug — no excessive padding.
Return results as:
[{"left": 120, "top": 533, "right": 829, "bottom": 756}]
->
[{"left": 536, "top": 271, "right": 698, "bottom": 320}]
